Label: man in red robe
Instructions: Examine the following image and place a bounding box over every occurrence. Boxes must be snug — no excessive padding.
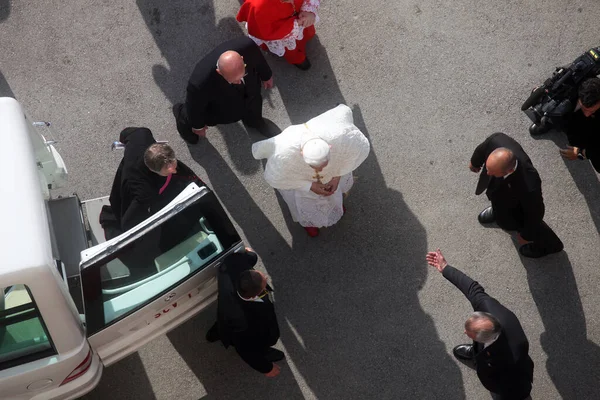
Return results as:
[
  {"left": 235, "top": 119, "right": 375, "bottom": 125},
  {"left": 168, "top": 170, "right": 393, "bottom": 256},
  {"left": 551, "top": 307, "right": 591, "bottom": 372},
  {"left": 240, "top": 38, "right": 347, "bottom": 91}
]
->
[{"left": 237, "top": 0, "right": 320, "bottom": 70}]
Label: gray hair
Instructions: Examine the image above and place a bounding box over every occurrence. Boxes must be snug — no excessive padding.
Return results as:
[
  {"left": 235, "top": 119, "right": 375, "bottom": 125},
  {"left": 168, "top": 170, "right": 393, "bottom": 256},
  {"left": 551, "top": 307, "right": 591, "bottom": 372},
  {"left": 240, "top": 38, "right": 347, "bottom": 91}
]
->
[
  {"left": 144, "top": 143, "right": 176, "bottom": 173},
  {"left": 465, "top": 311, "right": 501, "bottom": 343}
]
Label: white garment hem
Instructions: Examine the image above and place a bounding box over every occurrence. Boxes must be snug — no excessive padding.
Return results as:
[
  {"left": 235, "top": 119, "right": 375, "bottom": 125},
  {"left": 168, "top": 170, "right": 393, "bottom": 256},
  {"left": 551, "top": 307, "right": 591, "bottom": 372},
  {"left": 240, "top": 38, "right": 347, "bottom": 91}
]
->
[
  {"left": 278, "top": 173, "right": 353, "bottom": 228},
  {"left": 245, "top": 17, "right": 317, "bottom": 57}
]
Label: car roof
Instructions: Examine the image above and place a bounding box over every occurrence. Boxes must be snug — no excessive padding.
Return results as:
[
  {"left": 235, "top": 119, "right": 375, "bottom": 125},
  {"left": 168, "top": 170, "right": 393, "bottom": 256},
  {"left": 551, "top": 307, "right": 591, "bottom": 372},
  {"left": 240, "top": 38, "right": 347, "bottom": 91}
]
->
[{"left": 0, "top": 97, "right": 54, "bottom": 278}]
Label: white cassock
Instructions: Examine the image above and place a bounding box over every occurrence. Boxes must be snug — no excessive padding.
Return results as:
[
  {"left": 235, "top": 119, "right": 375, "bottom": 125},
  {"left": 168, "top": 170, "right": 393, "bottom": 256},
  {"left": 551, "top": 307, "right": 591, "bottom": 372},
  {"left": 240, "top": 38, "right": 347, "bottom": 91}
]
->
[{"left": 252, "top": 104, "right": 370, "bottom": 228}]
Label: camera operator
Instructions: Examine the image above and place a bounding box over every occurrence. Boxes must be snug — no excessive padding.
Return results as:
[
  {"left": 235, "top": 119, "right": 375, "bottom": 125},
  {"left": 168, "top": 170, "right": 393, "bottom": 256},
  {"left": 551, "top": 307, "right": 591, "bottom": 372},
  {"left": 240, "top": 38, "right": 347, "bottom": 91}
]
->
[
  {"left": 556, "top": 77, "right": 600, "bottom": 172},
  {"left": 531, "top": 77, "right": 600, "bottom": 172}
]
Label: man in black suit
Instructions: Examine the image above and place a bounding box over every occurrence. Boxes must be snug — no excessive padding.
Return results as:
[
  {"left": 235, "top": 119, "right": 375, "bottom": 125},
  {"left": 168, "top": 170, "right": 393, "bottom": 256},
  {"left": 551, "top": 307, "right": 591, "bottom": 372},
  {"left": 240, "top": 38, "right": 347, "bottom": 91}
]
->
[
  {"left": 470, "top": 132, "right": 563, "bottom": 258},
  {"left": 205, "top": 249, "right": 284, "bottom": 377},
  {"left": 426, "top": 249, "right": 534, "bottom": 400},
  {"left": 556, "top": 77, "right": 600, "bottom": 172},
  {"left": 173, "top": 37, "right": 275, "bottom": 145},
  {"left": 530, "top": 77, "right": 600, "bottom": 173},
  {"left": 102, "top": 127, "right": 204, "bottom": 233}
]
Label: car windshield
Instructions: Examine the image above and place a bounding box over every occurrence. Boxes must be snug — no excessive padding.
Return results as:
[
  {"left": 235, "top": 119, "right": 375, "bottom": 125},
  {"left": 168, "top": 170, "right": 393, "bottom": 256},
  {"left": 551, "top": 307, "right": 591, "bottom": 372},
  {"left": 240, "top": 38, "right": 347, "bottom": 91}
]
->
[{"left": 0, "top": 285, "right": 55, "bottom": 370}]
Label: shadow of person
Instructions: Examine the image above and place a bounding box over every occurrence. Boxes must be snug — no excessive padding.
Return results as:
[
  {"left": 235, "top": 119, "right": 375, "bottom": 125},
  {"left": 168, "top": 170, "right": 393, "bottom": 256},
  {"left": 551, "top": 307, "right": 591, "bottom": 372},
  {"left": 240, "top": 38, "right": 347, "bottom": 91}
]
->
[
  {"left": 261, "top": 21, "right": 466, "bottom": 396},
  {"left": 269, "top": 35, "right": 346, "bottom": 124},
  {"left": 81, "top": 353, "right": 158, "bottom": 400},
  {"left": 136, "top": 0, "right": 262, "bottom": 173},
  {"left": 137, "top": 4, "right": 465, "bottom": 397},
  {"left": 0, "top": 0, "right": 10, "bottom": 23},
  {"left": 517, "top": 249, "right": 600, "bottom": 398},
  {"left": 0, "top": 70, "right": 16, "bottom": 98},
  {"left": 166, "top": 136, "right": 307, "bottom": 399},
  {"left": 531, "top": 130, "right": 600, "bottom": 234},
  {"left": 274, "top": 104, "right": 466, "bottom": 399},
  {"left": 136, "top": 0, "right": 246, "bottom": 106},
  {"left": 183, "top": 118, "right": 466, "bottom": 398}
]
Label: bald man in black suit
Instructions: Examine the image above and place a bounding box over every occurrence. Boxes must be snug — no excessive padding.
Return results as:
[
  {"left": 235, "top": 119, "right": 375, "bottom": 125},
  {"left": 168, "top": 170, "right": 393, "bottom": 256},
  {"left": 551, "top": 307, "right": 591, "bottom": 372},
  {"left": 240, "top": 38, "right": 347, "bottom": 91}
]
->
[
  {"left": 469, "top": 132, "right": 563, "bottom": 258},
  {"left": 173, "top": 37, "right": 275, "bottom": 145}
]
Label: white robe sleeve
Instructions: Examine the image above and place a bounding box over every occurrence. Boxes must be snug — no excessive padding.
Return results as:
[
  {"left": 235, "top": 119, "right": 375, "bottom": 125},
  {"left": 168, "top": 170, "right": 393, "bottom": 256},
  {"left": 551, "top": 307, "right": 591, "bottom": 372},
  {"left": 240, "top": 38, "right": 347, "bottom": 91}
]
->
[
  {"left": 304, "top": 104, "right": 370, "bottom": 177},
  {"left": 253, "top": 104, "right": 370, "bottom": 191},
  {"left": 252, "top": 127, "right": 315, "bottom": 191}
]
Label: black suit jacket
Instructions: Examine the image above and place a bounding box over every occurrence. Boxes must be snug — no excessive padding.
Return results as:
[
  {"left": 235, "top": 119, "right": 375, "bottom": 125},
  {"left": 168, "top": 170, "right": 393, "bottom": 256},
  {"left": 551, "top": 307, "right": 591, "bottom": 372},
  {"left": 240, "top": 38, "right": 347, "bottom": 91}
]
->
[
  {"left": 217, "top": 251, "right": 280, "bottom": 373},
  {"left": 443, "top": 265, "right": 534, "bottom": 399},
  {"left": 107, "top": 127, "right": 205, "bottom": 232},
  {"left": 563, "top": 109, "right": 600, "bottom": 172},
  {"left": 186, "top": 37, "right": 272, "bottom": 129},
  {"left": 471, "top": 132, "right": 545, "bottom": 240}
]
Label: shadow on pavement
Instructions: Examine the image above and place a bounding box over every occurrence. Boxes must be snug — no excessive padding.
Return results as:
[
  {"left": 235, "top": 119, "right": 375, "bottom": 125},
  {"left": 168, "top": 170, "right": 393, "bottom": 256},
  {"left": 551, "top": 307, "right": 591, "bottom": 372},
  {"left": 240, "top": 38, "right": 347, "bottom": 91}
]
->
[
  {"left": 133, "top": 1, "right": 466, "bottom": 398},
  {"left": 534, "top": 130, "right": 600, "bottom": 235},
  {"left": 180, "top": 55, "right": 465, "bottom": 400},
  {"left": 135, "top": 0, "right": 243, "bottom": 107},
  {"left": 0, "top": 70, "right": 16, "bottom": 98},
  {"left": 271, "top": 36, "right": 345, "bottom": 124},
  {"left": 518, "top": 250, "right": 600, "bottom": 399},
  {"left": 81, "top": 353, "right": 158, "bottom": 400},
  {"left": 0, "top": 0, "right": 10, "bottom": 23},
  {"left": 168, "top": 141, "right": 307, "bottom": 399}
]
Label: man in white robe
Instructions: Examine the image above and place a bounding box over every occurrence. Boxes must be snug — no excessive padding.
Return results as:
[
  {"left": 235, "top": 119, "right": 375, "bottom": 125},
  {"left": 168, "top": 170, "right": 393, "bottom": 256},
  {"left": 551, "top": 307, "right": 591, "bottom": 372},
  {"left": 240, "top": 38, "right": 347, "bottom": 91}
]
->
[{"left": 252, "top": 104, "right": 370, "bottom": 236}]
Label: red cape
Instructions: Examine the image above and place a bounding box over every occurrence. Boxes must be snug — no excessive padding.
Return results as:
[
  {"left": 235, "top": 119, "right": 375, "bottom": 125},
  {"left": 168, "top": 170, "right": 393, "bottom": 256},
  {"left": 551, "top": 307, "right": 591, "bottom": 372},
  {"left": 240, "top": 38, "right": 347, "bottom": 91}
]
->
[{"left": 237, "top": 0, "right": 303, "bottom": 41}]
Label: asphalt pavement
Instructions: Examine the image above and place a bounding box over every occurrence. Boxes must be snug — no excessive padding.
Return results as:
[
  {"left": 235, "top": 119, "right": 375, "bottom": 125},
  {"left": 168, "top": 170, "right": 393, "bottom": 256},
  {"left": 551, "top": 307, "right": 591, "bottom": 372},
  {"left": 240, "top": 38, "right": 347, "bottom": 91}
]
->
[{"left": 1, "top": 0, "right": 599, "bottom": 399}]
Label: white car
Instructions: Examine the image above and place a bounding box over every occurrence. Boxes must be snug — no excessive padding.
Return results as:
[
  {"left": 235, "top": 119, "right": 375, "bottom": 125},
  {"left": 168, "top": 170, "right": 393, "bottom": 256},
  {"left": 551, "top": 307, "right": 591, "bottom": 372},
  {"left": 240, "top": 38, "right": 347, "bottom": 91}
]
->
[{"left": 0, "top": 97, "right": 243, "bottom": 400}]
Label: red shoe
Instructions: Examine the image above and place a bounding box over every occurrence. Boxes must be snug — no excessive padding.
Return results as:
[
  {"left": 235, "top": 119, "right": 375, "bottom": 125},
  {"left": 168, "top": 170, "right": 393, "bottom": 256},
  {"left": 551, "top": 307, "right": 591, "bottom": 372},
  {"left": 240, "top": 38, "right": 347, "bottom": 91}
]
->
[
  {"left": 343, "top": 206, "right": 346, "bottom": 215},
  {"left": 304, "top": 227, "right": 319, "bottom": 237}
]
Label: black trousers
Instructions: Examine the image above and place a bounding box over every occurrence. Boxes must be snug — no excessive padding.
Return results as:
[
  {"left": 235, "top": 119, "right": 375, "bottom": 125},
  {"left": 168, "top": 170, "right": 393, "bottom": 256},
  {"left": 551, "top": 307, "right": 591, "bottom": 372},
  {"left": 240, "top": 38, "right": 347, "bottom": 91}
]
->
[{"left": 492, "top": 203, "right": 563, "bottom": 252}]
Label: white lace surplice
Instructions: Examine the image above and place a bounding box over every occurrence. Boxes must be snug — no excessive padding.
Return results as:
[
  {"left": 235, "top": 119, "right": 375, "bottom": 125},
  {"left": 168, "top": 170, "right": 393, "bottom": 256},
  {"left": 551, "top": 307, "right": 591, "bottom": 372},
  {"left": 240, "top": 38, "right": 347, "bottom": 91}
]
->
[
  {"left": 252, "top": 104, "right": 370, "bottom": 228},
  {"left": 246, "top": 0, "right": 321, "bottom": 57}
]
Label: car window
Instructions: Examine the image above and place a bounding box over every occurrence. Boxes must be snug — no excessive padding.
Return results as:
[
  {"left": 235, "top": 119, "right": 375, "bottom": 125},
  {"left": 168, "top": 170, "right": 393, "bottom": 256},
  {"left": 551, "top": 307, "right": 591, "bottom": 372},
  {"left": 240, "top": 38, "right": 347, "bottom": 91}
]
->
[
  {"left": 0, "top": 285, "right": 56, "bottom": 371},
  {"left": 81, "top": 191, "right": 241, "bottom": 336}
]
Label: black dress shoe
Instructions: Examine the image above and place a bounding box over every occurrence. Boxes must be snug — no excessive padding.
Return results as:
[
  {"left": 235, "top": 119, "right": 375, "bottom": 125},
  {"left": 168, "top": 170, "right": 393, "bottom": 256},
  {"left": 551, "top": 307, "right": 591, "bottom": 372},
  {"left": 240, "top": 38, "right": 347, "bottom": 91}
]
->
[
  {"left": 519, "top": 243, "right": 562, "bottom": 258},
  {"left": 453, "top": 344, "right": 474, "bottom": 361},
  {"left": 294, "top": 57, "right": 311, "bottom": 71},
  {"left": 205, "top": 322, "right": 220, "bottom": 343},
  {"left": 478, "top": 206, "right": 495, "bottom": 224},
  {"left": 265, "top": 348, "right": 285, "bottom": 362},
  {"left": 243, "top": 117, "right": 281, "bottom": 137},
  {"left": 529, "top": 122, "right": 550, "bottom": 136}
]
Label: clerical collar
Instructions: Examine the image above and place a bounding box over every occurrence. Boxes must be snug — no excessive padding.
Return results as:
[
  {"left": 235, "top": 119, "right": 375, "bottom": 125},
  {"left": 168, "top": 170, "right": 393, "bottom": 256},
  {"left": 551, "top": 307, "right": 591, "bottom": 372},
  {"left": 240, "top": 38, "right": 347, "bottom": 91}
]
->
[
  {"left": 483, "top": 332, "right": 501, "bottom": 349},
  {"left": 503, "top": 160, "right": 518, "bottom": 179},
  {"left": 238, "top": 291, "right": 266, "bottom": 303}
]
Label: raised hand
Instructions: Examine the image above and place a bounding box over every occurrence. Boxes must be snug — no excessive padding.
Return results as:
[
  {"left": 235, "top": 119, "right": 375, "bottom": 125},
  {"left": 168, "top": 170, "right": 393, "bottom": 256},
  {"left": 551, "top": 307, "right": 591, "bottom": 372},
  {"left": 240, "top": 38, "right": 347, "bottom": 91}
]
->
[{"left": 426, "top": 249, "right": 448, "bottom": 272}]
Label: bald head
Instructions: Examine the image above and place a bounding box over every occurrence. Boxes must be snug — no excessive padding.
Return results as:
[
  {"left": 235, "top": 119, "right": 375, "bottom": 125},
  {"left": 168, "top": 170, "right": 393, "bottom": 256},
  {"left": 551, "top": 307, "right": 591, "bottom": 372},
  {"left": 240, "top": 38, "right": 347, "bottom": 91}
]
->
[
  {"left": 485, "top": 147, "right": 516, "bottom": 177},
  {"left": 216, "top": 51, "right": 246, "bottom": 84}
]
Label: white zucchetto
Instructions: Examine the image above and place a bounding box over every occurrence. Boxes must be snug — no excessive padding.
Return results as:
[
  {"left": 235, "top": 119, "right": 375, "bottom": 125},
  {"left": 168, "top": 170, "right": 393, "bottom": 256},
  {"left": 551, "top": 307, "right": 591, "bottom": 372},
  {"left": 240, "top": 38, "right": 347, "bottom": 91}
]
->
[{"left": 301, "top": 138, "right": 330, "bottom": 167}]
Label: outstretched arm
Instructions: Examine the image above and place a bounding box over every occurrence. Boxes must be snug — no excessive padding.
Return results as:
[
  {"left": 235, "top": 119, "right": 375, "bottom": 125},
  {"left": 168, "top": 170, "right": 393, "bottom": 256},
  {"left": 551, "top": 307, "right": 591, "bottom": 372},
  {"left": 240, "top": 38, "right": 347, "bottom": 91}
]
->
[{"left": 426, "top": 249, "right": 491, "bottom": 310}]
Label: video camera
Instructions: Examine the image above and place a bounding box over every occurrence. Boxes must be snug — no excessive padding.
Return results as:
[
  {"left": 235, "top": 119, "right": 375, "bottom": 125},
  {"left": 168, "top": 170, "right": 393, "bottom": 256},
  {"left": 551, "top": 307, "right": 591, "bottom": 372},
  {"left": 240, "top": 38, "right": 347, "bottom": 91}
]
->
[{"left": 522, "top": 47, "right": 600, "bottom": 133}]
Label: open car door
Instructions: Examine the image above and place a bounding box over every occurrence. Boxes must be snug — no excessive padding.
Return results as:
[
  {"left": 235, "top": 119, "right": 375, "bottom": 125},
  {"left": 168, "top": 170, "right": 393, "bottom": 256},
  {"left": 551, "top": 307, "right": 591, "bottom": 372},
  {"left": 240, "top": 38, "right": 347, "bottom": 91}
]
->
[{"left": 79, "top": 183, "right": 242, "bottom": 366}]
